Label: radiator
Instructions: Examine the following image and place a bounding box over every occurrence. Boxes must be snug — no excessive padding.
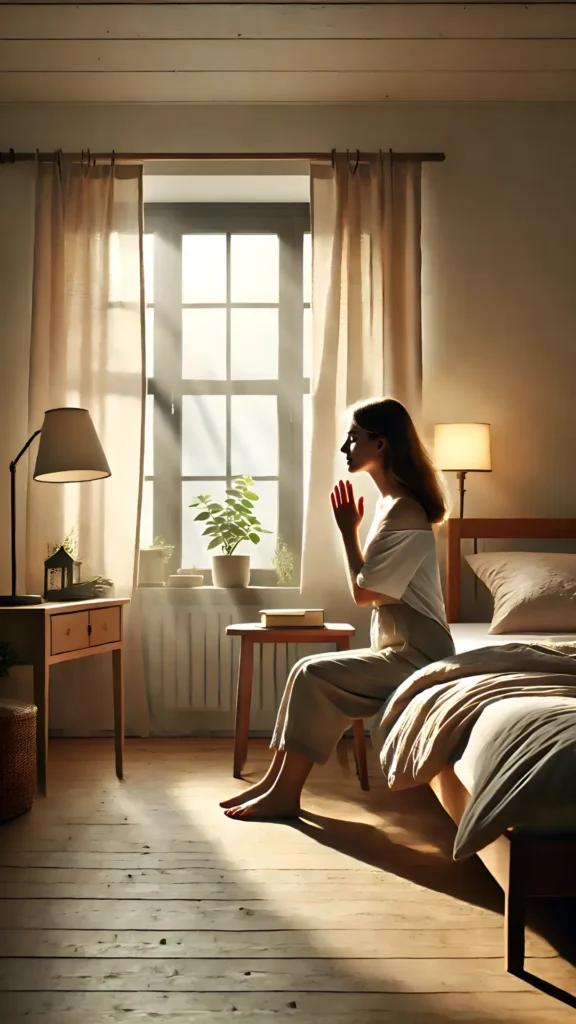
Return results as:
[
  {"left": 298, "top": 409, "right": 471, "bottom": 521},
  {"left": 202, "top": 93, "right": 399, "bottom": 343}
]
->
[{"left": 143, "top": 603, "right": 333, "bottom": 713}]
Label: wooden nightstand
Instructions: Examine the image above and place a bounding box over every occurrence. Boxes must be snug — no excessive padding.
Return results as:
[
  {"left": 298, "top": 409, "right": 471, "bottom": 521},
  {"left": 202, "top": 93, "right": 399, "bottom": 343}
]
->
[{"left": 0, "top": 597, "right": 129, "bottom": 795}]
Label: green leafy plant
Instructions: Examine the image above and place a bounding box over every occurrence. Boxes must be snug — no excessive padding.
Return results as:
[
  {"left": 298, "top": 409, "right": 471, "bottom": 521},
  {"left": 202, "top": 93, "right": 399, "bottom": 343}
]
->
[
  {"left": 190, "top": 475, "right": 271, "bottom": 556},
  {"left": 47, "top": 526, "right": 79, "bottom": 560},
  {"left": 0, "top": 640, "right": 15, "bottom": 678},
  {"left": 272, "top": 537, "right": 295, "bottom": 586},
  {"left": 150, "top": 537, "right": 175, "bottom": 564}
]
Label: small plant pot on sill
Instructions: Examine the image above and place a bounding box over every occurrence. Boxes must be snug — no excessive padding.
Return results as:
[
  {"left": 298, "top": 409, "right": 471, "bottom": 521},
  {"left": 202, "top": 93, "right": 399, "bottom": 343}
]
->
[
  {"left": 138, "top": 548, "right": 167, "bottom": 586},
  {"left": 212, "top": 555, "right": 250, "bottom": 588},
  {"left": 168, "top": 574, "right": 204, "bottom": 589}
]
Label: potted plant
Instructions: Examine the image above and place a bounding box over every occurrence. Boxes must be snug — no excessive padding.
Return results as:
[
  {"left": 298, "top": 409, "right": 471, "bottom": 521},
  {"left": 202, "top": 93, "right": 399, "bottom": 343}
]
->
[
  {"left": 138, "top": 536, "right": 175, "bottom": 586},
  {"left": 190, "top": 475, "right": 271, "bottom": 588}
]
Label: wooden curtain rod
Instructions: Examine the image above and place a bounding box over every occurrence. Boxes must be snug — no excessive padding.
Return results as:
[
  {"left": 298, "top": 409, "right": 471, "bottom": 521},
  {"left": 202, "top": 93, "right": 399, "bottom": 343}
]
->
[{"left": 0, "top": 150, "right": 445, "bottom": 165}]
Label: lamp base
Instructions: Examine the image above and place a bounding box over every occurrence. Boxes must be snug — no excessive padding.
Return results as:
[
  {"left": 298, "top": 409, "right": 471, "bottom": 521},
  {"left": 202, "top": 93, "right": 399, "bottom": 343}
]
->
[{"left": 0, "top": 594, "right": 43, "bottom": 607}]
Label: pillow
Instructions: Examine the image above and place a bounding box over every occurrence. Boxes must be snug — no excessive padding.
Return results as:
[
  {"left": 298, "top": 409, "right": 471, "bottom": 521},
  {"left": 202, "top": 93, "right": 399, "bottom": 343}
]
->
[{"left": 466, "top": 551, "right": 576, "bottom": 634}]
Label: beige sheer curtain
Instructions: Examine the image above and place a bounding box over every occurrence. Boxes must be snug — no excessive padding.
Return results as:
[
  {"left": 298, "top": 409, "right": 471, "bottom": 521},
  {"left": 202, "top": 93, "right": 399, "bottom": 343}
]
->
[
  {"left": 26, "top": 157, "right": 149, "bottom": 736},
  {"left": 302, "top": 152, "right": 423, "bottom": 603}
]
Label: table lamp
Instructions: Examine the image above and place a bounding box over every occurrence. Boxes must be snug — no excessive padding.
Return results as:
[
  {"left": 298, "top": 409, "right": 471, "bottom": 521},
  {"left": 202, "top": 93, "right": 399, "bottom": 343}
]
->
[
  {"left": 434, "top": 422, "right": 491, "bottom": 518},
  {"left": 1, "top": 407, "right": 111, "bottom": 606}
]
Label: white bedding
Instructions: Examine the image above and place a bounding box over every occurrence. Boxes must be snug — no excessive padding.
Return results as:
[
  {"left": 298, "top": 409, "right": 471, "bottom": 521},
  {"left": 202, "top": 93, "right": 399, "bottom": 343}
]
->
[
  {"left": 376, "top": 639, "right": 576, "bottom": 857},
  {"left": 452, "top": 695, "right": 576, "bottom": 858},
  {"left": 448, "top": 624, "right": 576, "bottom": 852},
  {"left": 450, "top": 622, "right": 576, "bottom": 654}
]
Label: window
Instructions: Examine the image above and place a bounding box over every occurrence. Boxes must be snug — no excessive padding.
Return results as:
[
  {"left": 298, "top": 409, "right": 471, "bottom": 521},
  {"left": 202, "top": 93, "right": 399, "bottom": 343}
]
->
[{"left": 142, "top": 203, "right": 311, "bottom": 585}]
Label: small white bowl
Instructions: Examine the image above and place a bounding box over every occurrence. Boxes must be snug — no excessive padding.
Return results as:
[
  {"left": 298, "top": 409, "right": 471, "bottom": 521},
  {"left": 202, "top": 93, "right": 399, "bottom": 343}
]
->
[{"left": 168, "top": 574, "right": 204, "bottom": 588}]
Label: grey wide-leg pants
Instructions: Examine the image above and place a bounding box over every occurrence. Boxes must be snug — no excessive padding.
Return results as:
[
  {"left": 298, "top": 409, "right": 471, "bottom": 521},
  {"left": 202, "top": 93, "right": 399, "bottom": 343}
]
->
[{"left": 270, "top": 646, "right": 429, "bottom": 765}]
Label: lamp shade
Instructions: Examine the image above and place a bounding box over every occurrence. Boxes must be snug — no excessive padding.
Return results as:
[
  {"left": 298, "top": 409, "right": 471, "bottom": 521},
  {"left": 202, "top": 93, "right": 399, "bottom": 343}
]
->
[
  {"left": 33, "top": 407, "right": 111, "bottom": 483},
  {"left": 434, "top": 422, "right": 492, "bottom": 473}
]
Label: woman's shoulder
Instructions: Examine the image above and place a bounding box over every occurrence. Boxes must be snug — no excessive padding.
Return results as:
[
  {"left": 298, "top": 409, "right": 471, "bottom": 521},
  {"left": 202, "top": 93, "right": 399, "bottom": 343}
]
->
[{"left": 379, "top": 496, "right": 431, "bottom": 532}]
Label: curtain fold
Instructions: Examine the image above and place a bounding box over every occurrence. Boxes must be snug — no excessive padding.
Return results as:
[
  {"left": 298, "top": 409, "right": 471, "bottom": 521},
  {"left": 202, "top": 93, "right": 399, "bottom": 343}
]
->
[
  {"left": 26, "top": 157, "right": 149, "bottom": 737},
  {"left": 302, "top": 153, "right": 423, "bottom": 604}
]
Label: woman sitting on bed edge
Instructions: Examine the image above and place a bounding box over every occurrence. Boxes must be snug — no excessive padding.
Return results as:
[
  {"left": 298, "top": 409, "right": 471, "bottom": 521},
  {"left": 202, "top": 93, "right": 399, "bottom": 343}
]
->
[{"left": 221, "top": 397, "right": 455, "bottom": 821}]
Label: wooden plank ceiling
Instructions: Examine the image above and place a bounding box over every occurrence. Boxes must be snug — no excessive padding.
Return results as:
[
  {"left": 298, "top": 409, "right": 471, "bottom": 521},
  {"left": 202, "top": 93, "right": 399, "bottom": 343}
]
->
[{"left": 1, "top": 1, "right": 576, "bottom": 102}]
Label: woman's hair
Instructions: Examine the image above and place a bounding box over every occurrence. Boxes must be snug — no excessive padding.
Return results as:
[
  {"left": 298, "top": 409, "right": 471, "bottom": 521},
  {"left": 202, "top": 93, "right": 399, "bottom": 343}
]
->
[{"left": 351, "top": 398, "right": 449, "bottom": 524}]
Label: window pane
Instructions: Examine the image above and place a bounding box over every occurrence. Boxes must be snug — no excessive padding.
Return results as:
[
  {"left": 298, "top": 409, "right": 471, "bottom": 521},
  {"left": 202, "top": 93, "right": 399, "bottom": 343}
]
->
[
  {"left": 182, "top": 479, "right": 227, "bottom": 570},
  {"left": 303, "top": 306, "right": 312, "bottom": 381},
  {"left": 183, "top": 235, "right": 227, "bottom": 304},
  {"left": 144, "top": 395, "right": 154, "bottom": 477},
  {"left": 145, "top": 307, "right": 154, "bottom": 379},
  {"left": 231, "top": 308, "right": 278, "bottom": 380},
  {"left": 182, "top": 395, "right": 226, "bottom": 477},
  {"left": 183, "top": 308, "right": 227, "bottom": 380},
  {"left": 140, "top": 479, "right": 154, "bottom": 550},
  {"left": 231, "top": 235, "right": 279, "bottom": 303},
  {"left": 247, "top": 480, "right": 278, "bottom": 570},
  {"left": 144, "top": 233, "right": 154, "bottom": 304},
  {"left": 303, "top": 232, "right": 312, "bottom": 305},
  {"left": 231, "top": 395, "right": 278, "bottom": 477}
]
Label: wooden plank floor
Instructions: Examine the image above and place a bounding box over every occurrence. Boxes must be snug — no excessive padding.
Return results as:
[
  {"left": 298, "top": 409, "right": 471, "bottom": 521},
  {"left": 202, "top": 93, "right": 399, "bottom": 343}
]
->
[{"left": 0, "top": 738, "right": 575, "bottom": 1023}]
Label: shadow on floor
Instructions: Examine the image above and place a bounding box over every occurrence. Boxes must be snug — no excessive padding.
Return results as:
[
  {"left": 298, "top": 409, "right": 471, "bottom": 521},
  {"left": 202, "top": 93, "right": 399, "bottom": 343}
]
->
[
  {"left": 292, "top": 806, "right": 576, "bottom": 986},
  {"left": 294, "top": 808, "right": 503, "bottom": 912},
  {"left": 514, "top": 967, "right": 576, "bottom": 1010}
]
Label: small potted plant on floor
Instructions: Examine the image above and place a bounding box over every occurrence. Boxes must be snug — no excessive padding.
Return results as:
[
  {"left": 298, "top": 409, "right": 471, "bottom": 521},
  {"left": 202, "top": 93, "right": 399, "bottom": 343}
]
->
[{"left": 189, "top": 475, "right": 271, "bottom": 588}]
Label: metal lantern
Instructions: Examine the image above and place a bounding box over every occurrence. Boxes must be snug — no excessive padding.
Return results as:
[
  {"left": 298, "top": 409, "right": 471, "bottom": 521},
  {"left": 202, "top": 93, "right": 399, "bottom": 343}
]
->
[{"left": 44, "top": 546, "right": 82, "bottom": 597}]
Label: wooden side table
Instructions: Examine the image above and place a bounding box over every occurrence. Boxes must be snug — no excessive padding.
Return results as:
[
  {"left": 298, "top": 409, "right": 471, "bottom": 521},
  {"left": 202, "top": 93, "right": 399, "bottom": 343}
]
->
[
  {"left": 0, "top": 597, "right": 129, "bottom": 795},
  {"left": 226, "top": 622, "right": 369, "bottom": 791}
]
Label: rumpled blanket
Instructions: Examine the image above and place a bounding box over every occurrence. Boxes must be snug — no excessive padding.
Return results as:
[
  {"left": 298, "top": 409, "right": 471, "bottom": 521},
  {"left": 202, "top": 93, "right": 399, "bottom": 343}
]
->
[
  {"left": 379, "top": 642, "right": 576, "bottom": 790},
  {"left": 453, "top": 695, "right": 576, "bottom": 858}
]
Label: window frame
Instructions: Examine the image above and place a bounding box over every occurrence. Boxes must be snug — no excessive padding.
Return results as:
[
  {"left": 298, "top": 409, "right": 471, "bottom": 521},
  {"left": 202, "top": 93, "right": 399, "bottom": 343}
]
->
[{"left": 144, "top": 201, "right": 311, "bottom": 586}]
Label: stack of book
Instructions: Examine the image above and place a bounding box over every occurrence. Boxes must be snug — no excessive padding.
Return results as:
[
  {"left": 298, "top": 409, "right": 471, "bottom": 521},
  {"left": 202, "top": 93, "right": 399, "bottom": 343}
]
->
[{"left": 260, "top": 609, "right": 324, "bottom": 628}]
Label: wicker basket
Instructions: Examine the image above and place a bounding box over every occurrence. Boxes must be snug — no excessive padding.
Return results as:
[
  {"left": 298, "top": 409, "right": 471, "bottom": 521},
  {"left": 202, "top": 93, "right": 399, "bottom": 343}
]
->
[{"left": 0, "top": 699, "right": 37, "bottom": 823}]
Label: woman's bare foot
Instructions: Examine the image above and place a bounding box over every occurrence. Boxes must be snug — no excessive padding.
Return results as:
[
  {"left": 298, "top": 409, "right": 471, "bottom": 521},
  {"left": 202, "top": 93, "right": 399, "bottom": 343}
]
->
[
  {"left": 224, "top": 786, "right": 301, "bottom": 822},
  {"left": 219, "top": 777, "right": 276, "bottom": 809},
  {"left": 219, "top": 750, "right": 286, "bottom": 809}
]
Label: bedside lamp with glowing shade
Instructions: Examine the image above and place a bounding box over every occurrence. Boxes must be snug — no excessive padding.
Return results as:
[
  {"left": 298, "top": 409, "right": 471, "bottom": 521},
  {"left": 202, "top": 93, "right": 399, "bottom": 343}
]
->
[
  {"left": 434, "top": 422, "right": 491, "bottom": 518},
  {"left": 0, "top": 407, "right": 111, "bottom": 607}
]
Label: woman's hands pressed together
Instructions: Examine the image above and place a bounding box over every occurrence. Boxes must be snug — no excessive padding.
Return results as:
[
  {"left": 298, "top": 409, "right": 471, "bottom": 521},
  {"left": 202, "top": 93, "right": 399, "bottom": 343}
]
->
[{"left": 331, "top": 480, "right": 365, "bottom": 536}]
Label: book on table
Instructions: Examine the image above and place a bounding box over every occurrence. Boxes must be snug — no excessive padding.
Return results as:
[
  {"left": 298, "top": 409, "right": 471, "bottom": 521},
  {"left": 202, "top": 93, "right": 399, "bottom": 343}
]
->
[{"left": 260, "top": 609, "right": 325, "bottom": 628}]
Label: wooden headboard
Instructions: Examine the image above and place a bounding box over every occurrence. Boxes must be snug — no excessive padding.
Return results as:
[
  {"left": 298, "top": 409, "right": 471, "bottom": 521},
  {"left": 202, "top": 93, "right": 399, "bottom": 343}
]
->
[{"left": 445, "top": 518, "right": 576, "bottom": 622}]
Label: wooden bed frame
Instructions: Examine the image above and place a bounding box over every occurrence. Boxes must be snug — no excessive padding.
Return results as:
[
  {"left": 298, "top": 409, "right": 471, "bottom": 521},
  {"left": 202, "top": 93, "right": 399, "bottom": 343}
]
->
[{"left": 432, "top": 517, "right": 576, "bottom": 972}]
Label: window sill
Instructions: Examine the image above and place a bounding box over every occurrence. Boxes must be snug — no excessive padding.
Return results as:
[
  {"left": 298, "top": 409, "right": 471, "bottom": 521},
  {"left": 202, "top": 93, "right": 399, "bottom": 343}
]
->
[{"left": 136, "top": 585, "right": 301, "bottom": 607}]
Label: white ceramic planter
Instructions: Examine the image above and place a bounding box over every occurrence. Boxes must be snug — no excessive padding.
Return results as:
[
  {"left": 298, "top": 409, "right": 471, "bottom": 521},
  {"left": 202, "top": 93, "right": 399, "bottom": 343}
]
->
[
  {"left": 138, "top": 548, "right": 166, "bottom": 586},
  {"left": 212, "top": 554, "right": 250, "bottom": 588}
]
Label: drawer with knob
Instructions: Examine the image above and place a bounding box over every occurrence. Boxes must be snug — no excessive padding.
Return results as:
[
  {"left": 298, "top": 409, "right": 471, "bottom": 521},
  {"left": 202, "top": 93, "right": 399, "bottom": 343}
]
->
[
  {"left": 51, "top": 612, "right": 90, "bottom": 656},
  {"left": 89, "top": 606, "right": 121, "bottom": 648}
]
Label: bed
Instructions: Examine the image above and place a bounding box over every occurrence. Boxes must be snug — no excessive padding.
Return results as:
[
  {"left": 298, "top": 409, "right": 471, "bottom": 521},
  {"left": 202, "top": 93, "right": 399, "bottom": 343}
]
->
[
  {"left": 432, "top": 517, "right": 576, "bottom": 972},
  {"left": 451, "top": 620, "right": 576, "bottom": 653}
]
